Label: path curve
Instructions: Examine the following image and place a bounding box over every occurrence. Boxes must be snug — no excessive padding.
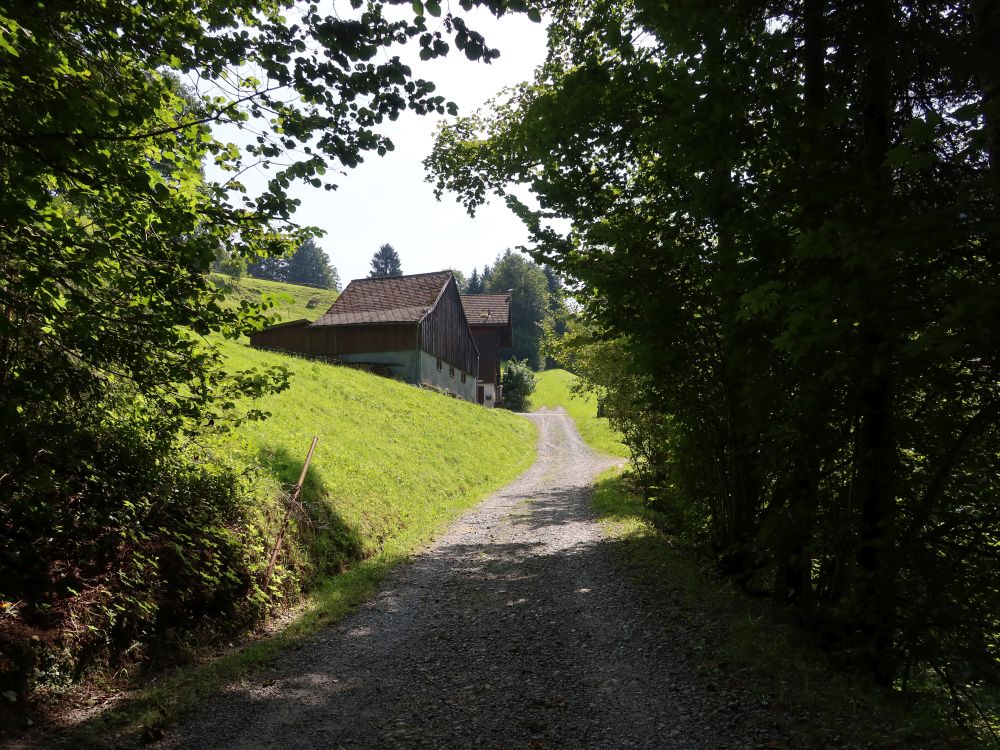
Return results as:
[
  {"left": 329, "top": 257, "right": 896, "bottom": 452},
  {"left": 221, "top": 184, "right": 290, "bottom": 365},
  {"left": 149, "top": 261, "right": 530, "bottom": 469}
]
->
[{"left": 163, "top": 409, "right": 776, "bottom": 749}]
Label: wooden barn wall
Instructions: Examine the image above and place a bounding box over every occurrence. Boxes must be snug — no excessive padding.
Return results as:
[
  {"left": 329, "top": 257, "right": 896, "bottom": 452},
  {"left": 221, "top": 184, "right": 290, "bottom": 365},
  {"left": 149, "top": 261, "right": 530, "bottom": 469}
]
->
[
  {"left": 249, "top": 321, "right": 310, "bottom": 353},
  {"left": 420, "top": 279, "right": 479, "bottom": 375},
  {"left": 471, "top": 328, "right": 500, "bottom": 387},
  {"left": 308, "top": 324, "right": 416, "bottom": 356}
]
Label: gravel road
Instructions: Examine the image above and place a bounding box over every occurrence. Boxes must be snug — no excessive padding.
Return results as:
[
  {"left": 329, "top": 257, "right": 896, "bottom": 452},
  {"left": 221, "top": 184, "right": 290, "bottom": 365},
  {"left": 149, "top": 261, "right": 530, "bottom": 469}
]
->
[{"left": 162, "top": 409, "right": 783, "bottom": 749}]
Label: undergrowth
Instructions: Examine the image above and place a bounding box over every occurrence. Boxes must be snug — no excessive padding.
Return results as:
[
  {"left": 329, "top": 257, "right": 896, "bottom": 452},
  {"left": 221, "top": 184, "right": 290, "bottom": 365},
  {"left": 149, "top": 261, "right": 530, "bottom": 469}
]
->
[{"left": 591, "top": 470, "right": 986, "bottom": 749}]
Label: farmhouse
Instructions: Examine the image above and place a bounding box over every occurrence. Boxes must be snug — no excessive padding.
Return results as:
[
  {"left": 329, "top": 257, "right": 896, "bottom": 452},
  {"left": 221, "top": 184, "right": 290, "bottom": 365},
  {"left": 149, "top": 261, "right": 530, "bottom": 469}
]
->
[
  {"left": 460, "top": 293, "right": 512, "bottom": 408},
  {"left": 249, "top": 271, "right": 479, "bottom": 401}
]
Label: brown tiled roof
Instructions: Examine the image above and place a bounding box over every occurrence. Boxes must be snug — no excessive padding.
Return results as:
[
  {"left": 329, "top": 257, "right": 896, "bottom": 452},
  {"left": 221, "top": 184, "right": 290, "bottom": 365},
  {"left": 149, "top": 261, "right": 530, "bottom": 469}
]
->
[
  {"left": 310, "top": 271, "right": 451, "bottom": 327},
  {"left": 460, "top": 294, "right": 511, "bottom": 327}
]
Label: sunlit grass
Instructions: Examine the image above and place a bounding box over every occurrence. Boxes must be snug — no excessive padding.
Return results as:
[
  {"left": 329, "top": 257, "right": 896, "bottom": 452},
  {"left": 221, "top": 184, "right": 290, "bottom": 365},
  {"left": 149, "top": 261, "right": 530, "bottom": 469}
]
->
[
  {"left": 211, "top": 273, "right": 339, "bottom": 329},
  {"left": 529, "top": 369, "right": 629, "bottom": 457}
]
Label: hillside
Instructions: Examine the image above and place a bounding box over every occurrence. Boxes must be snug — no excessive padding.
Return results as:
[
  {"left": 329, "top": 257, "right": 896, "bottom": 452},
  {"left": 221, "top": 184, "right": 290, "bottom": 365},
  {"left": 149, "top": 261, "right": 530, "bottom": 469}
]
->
[
  {"left": 529, "top": 369, "right": 629, "bottom": 458},
  {"left": 213, "top": 273, "right": 340, "bottom": 328},
  {"left": 212, "top": 277, "right": 539, "bottom": 578},
  {"left": 215, "top": 338, "right": 537, "bottom": 579}
]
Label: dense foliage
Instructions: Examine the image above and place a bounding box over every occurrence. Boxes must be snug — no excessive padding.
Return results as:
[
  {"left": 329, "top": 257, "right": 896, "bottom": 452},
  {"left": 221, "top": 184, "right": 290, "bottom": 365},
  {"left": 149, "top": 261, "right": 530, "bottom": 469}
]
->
[
  {"left": 369, "top": 243, "right": 404, "bottom": 277},
  {"left": 484, "top": 250, "right": 551, "bottom": 367},
  {"left": 429, "top": 0, "right": 1000, "bottom": 725},
  {"left": 465, "top": 250, "right": 558, "bottom": 367}
]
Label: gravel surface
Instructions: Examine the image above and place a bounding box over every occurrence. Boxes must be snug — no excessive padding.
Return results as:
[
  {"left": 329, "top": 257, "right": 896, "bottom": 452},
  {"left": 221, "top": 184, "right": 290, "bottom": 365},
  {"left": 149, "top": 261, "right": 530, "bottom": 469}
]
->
[{"left": 161, "top": 409, "right": 785, "bottom": 749}]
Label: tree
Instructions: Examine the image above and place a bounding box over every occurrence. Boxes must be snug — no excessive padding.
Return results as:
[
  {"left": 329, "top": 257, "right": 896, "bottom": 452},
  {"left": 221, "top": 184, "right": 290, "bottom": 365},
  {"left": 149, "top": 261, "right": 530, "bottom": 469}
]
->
[
  {"left": 285, "top": 239, "right": 340, "bottom": 290},
  {"left": 428, "top": 0, "right": 1000, "bottom": 710},
  {"left": 369, "top": 243, "right": 403, "bottom": 278},
  {"left": 449, "top": 268, "right": 468, "bottom": 293},
  {"left": 1, "top": 0, "right": 506, "bottom": 435},
  {"left": 466, "top": 267, "right": 485, "bottom": 294},
  {"left": 247, "top": 255, "right": 290, "bottom": 284},
  {"left": 213, "top": 248, "right": 247, "bottom": 284},
  {"left": 485, "top": 250, "right": 549, "bottom": 368}
]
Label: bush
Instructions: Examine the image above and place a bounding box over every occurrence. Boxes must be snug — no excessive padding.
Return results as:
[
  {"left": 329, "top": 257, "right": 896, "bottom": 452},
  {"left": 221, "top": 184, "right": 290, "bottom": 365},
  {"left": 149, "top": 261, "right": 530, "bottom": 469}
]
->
[
  {"left": 0, "top": 392, "right": 275, "bottom": 693},
  {"left": 501, "top": 359, "right": 536, "bottom": 411}
]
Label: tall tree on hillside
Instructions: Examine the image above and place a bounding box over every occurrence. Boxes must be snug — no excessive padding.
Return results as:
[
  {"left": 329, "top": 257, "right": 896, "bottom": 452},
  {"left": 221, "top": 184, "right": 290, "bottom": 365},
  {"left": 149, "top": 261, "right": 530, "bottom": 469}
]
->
[
  {"left": 285, "top": 239, "right": 340, "bottom": 290},
  {"left": 486, "top": 250, "right": 549, "bottom": 369},
  {"left": 369, "top": 243, "right": 403, "bottom": 278}
]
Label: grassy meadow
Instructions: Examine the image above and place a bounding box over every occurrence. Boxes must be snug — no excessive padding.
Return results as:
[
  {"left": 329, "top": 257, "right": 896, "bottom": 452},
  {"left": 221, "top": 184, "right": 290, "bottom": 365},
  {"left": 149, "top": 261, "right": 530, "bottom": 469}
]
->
[
  {"left": 529, "top": 369, "right": 629, "bottom": 457},
  {"left": 213, "top": 273, "right": 340, "bottom": 329},
  {"left": 214, "top": 338, "right": 537, "bottom": 575}
]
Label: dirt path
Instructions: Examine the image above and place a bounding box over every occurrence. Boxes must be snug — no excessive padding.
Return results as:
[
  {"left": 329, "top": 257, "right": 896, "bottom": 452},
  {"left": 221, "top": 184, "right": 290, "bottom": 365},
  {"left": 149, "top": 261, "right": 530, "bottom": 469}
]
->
[{"left": 162, "top": 409, "right": 779, "bottom": 749}]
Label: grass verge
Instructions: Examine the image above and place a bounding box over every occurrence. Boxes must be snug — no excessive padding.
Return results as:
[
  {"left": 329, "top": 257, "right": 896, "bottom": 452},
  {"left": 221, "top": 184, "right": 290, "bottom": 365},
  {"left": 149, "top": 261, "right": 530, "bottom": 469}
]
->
[
  {"left": 529, "top": 369, "right": 629, "bottom": 458},
  {"left": 591, "top": 470, "right": 976, "bottom": 749}
]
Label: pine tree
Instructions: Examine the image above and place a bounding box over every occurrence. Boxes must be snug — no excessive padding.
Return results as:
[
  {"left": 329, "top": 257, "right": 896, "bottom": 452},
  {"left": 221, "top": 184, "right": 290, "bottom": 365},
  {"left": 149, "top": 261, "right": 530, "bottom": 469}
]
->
[
  {"left": 467, "top": 267, "right": 484, "bottom": 294},
  {"left": 369, "top": 243, "right": 402, "bottom": 278}
]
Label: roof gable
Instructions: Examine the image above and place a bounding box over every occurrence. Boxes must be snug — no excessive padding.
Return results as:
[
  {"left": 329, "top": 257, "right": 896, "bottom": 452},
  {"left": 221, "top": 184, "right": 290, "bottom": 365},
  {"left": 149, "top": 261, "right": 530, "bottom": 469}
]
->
[{"left": 311, "top": 271, "right": 452, "bottom": 327}]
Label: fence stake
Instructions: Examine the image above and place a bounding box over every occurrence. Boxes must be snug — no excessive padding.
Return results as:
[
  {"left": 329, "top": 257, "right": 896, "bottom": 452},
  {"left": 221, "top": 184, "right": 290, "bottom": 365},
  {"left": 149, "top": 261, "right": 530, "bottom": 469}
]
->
[{"left": 263, "top": 435, "right": 319, "bottom": 589}]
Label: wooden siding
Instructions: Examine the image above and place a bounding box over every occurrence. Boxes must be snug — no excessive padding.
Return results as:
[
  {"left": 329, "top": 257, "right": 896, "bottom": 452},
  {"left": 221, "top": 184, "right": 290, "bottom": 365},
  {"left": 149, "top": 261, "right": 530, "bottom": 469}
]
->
[
  {"left": 308, "top": 324, "right": 416, "bottom": 356},
  {"left": 419, "top": 277, "right": 479, "bottom": 375},
  {"left": 249, "top": 320, "right": 310, "bottom": 353},
  {"left": 250, "top": 321, "right": 417, "bottom": 358},
  {"left": 471, "top": 327, "right": 501, "bottom": 388}
]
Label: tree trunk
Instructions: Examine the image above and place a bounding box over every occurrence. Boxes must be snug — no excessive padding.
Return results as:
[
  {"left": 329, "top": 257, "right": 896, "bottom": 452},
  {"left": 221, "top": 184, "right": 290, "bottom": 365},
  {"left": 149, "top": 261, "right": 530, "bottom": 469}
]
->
[
  {"left": 773, "top": 0, "right": 828, "bottom": 607},
  {"left": 853, "top": 0, "right": 898, "bottom": 687}
]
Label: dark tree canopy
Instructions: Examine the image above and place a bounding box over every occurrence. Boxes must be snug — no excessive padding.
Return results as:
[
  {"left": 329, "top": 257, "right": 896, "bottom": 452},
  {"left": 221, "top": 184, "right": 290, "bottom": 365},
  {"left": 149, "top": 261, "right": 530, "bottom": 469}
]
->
[
  {"left": 428, "top": 0, "right": 1000, "bottom": 719},
  {"left": 485, "top": 249, "right": 549, "bottom": 368},
  {"left": 251, "top": 239, "right": 340, "bottom": 290},
  {"left": 369, "top": 243, "right": 403, "bottom": 278},
  {"left": 466, "top": 267, "right": 485, "bottom": 294}
]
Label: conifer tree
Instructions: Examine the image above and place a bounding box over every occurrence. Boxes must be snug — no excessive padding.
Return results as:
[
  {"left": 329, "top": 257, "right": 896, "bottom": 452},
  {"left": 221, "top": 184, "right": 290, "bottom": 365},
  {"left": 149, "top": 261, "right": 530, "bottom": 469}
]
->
[{"left": 369, "top": 243, "right": 403, "bottom": 278}]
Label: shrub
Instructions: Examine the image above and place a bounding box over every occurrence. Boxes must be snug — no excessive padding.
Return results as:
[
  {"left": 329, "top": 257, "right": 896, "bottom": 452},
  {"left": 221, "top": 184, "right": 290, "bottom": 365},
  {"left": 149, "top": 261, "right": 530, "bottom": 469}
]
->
[
  {"left": 501, "top": 359, "right": 536, "bottom": 411},
  {"left": 0, "top": 392, "right": 274, "bottom": 693}
]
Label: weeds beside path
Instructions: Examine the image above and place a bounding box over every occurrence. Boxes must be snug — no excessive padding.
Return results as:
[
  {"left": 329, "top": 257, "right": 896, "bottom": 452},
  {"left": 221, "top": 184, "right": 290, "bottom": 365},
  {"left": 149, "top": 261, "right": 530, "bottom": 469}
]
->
[{"left": 592, "top": 473, "right": 972, "bottom": 749}]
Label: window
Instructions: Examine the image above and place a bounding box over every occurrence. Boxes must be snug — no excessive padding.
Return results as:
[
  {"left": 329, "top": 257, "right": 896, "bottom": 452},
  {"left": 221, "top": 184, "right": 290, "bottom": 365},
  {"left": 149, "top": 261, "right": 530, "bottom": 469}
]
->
[
  {"left": 461, "top": 371, "right": 467, "bottom": 383},
  {"left": 449, "top": 365, "right": 455, "bottom": 378},
  {"left": 436, "top": 358, "right": 442, "bottom": 371}
]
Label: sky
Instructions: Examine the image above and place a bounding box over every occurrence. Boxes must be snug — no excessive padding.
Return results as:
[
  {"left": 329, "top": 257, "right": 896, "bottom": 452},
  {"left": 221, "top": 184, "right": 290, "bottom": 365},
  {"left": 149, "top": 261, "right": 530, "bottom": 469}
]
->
[{"left": 224, "top": 8, "right": 550, "bottom": 286}]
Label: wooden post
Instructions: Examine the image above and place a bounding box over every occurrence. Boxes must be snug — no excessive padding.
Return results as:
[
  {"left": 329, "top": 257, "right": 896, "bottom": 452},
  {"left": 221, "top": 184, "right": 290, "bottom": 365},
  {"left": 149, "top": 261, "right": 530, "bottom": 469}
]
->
[{"left": 263, "top": 435, "right": 319, "bottom": 589}]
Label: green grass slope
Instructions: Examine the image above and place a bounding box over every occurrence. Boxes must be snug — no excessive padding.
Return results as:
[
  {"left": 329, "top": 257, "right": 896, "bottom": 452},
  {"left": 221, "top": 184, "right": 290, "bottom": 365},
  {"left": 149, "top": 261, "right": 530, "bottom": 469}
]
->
[
  {"left": 213, "top": 273, "right": 340, "bottom": 326},
  {"left": 218, "top": 338, "right": 537, "bottom": 580},
  {"left": 529, "top": 369, "right": 629, "bottom": 458}
]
